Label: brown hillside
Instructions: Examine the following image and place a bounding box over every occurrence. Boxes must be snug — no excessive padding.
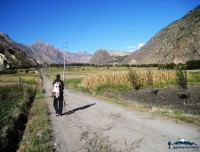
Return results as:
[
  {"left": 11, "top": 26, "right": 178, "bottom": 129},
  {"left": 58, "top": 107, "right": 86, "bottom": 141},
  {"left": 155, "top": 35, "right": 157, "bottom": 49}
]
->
[
  {"left": 122, "top": 5, "right": 200, "bottom": 64},
  {"left": 89, "top": 49, "right": 131, "bottom": 65}
]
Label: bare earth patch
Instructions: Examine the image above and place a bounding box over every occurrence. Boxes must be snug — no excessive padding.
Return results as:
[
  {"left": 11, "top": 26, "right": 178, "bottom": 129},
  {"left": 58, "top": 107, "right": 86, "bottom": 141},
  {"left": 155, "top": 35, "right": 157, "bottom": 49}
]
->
[
  {"left": 120, "top": 84, "right": 200, "bottom": 115},
  {"left": 65, "top": 75, "right": 86, "bottom": 79}
]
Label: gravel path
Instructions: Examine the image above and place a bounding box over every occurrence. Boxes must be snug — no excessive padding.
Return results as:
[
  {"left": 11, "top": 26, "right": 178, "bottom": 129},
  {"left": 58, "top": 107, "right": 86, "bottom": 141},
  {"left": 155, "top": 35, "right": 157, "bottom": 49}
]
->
[{"left": 43, "top": 76, "right": 200, "bottom": 152}]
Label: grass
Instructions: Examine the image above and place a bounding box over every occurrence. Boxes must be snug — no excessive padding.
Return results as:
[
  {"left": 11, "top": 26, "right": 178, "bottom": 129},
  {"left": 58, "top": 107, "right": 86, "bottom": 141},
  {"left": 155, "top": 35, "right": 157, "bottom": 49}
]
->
[
  {"left": 153, "top": 80, "right": 175, "bottom": 88},
  {"left": 64, "top": 78, "right": 82, "bottom": 88},
  {"left": 0, "top": 84, "right": 36, "bottom": 127},
  {"left": 189, "top": 71, "right": 200, "bottom": 82},
  {"left": 95, "top": 83, "right": 130, "bottom": 95},
  {"left": 43, "top": 66, "right": 129, "bottom": 80},
  {"left": 0, "top": 83, "right": 37, "bottom": 151},
  {"left": 18, "top": 86, "right": 52, "bottom": 152},
  {"left": 0, "top": 85, "right": 21, "bottom": 127},
  {"left": 0, "top": 72, "right": 40, "bottom": 84},
  {"left": 0, "top": 68, "right": 52, "bottom": 151},
  {"left": 152, "top": 108, "right": 200, "bottom": 126}
]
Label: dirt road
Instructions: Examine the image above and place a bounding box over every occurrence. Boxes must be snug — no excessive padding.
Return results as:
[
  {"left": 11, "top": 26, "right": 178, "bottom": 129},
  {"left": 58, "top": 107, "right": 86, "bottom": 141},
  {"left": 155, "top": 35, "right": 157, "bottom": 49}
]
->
[{"left": 43, "top": 77, "right": 200, "bottom": 152}]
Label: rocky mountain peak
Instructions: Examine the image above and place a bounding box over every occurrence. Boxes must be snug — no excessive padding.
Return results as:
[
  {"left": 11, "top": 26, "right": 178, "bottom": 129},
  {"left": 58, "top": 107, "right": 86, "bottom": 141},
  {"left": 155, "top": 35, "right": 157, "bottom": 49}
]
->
[
  {"left": 32, "top": 40, "right": 53, "bottom": 48},
  {"left": 0, "top": 32, "right": 12, "bottom": 42}
]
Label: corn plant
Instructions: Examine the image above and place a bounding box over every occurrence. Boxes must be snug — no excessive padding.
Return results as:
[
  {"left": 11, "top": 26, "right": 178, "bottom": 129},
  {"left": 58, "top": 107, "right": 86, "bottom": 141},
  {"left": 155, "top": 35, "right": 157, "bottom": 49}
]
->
[{"left": 146, "top": 69, "right": 154, "bottom": 88}]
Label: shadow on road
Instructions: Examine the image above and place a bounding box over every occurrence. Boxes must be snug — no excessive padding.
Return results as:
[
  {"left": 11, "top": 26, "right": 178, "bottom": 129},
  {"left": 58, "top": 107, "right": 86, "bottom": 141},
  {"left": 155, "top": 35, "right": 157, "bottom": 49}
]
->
[{"left": 63, "top": 103, "right": 96, "bottom": 115}]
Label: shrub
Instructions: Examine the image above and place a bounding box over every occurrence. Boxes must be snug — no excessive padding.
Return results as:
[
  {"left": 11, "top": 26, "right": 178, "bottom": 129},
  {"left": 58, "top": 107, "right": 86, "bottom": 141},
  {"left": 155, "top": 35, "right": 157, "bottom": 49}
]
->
[
  {"left": 186, "top": 60, "right": 200, "bottom": 70},
  {"left": 0, "top": 70, "right": 17, "bottom": 75},
  {"left": 158, "top": 63, "right": 176, "bottom": 70},
  {"left": 128, "top": 68, "right": 142, "bottom": 90},
  {"left": 175, "top": 65, "right": 188, "bottom": 89}
]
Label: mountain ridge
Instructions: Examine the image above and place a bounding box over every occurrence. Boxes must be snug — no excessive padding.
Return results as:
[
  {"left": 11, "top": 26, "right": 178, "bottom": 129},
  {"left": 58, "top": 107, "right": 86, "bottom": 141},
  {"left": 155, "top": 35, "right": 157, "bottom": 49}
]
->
[
  {"left": 122, "top": 5, "right": 200, "bottom": 64},
  {"left": 0, "top": 32, "right": 92, "bottom": 64},
  {"left": 0, "top": 36, "right": 38, "bottom": 69}
]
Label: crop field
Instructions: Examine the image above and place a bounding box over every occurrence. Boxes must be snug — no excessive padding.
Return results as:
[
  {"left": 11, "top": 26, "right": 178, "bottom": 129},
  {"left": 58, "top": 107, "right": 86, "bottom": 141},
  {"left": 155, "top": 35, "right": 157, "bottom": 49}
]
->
[
  {"left": 46, "top": 65, "right": 197, "bottom": 89},
  {"left": 44, "top": 65, "right": 198, "bottom": 86},
  {"left": 80, "top": 70, "right": 178, "bottom": 89}
]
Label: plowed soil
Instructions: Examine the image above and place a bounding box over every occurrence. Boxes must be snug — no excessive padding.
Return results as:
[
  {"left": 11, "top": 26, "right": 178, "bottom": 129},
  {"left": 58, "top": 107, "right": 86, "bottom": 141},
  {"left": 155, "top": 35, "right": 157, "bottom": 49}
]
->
[{"left": 120, "top": 84, "right": 200, "bottom": 115}]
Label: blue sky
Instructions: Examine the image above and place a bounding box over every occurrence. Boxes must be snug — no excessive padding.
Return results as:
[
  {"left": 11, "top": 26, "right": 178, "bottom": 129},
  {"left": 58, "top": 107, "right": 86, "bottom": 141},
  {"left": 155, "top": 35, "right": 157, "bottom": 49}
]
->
[{"left": 0, "top": 0, "right": 199, "bottom": 54}]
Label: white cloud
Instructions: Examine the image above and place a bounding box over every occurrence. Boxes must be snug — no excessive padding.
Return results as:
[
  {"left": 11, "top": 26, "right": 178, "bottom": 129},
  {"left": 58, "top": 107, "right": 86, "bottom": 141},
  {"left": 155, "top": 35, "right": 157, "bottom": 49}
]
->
[
  {"left": 138, "top": 43, "right": 145, "bottom": 49},
  {"left": 126, "top": 42, "right": 145, "bottom": 52}
]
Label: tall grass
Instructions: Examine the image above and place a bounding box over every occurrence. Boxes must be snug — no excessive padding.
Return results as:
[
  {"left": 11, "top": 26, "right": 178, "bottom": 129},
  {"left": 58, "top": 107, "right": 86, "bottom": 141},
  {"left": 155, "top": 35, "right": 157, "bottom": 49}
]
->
[
  {"left": 18, "top": 86, "right": 52, "bottom": 152},
  {"left": 0, "top": 84, "right": 36, "bottom": 151},
  {"left": 0, "top": 85, "right": 25, "bottom": 128},
  {"left": 0, "top": 83, "right": 37, "bottom": 126}
]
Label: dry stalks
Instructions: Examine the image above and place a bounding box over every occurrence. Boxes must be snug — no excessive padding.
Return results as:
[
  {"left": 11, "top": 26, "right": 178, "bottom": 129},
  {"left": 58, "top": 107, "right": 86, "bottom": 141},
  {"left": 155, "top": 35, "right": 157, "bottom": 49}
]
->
[{"left": 80, "top": 70, "right": 181, "bottom": 89}]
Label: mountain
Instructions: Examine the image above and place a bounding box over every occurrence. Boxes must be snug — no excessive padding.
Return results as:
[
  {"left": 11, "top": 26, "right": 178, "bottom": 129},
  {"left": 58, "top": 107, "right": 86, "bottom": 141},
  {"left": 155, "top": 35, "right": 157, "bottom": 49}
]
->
[
  {"left": 0, "top": 32, "right": 92, "bottom": 64},
  {"left": 30, "top": 42, "right": 92, "bottom": 64},
  {"left": 0, "top": 32, "right": 39, "bottom": 61},
  {"left": 122, "top": 5, "right": 200, "bottom": 64},
  {"left": 31, "top": 41, "right": 92, "bottom": 64},
  {"left": 31, "top": 41, "right": 66, "bottom": 64},
  {"left": 89, "top": 49, "right": 131, "bottom": 65},
  {"left": 0, "top": 36, "right": 37, "bottom": 69}
]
